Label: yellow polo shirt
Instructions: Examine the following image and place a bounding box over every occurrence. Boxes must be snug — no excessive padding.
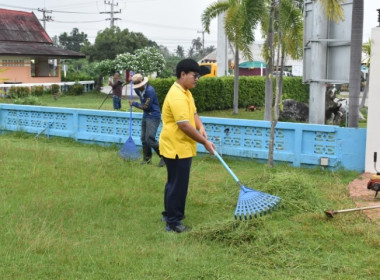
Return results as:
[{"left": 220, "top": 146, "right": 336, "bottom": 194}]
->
[{"left": 159, "top": 82, "right": 197, "bottom": 159}]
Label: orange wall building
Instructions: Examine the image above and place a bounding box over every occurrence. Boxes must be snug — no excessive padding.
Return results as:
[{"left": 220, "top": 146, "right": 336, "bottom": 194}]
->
[{"left": 0, "top": 8, "right": 84, "bottom": 85}]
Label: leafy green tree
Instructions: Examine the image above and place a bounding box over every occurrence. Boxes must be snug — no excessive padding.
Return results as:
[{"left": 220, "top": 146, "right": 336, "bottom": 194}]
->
[
  {"left": 59, "top": 28, "right": 89, "bottom": 52},
  {"left": 158, "top": 55, "right": 181, "bottom": 78},
  {"left": 82, "top": 27, "right": 157, "bottom": 62},
  {"left": 93, "top": 59, "right": 116, "bottom": 90},
  {"left": 202, "top": 0, "right": 266, "bottom": 114}
]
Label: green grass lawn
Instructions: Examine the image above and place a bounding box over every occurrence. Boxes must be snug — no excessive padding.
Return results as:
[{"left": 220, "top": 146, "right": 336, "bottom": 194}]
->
[{"left": 0, "top": 132, "right": 379, "bottom": 279}]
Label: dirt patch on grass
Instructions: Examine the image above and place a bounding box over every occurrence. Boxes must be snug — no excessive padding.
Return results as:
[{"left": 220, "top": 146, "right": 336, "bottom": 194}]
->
[{"left": 348, "top": 172, "right": 380, "bottom": 224}]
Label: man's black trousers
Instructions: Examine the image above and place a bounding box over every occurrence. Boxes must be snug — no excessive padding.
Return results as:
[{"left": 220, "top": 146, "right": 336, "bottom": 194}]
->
[{"left": 162, "top": 156, "right": 192, "bottom": 226}]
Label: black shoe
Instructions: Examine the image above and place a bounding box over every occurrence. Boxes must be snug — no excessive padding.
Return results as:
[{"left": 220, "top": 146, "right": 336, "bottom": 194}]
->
[
  {"left": 158, "top": 158, "right": 165, "bottom": 167},
  {"left": 165, "top": 223, "right": 189, "bottom": 233}
]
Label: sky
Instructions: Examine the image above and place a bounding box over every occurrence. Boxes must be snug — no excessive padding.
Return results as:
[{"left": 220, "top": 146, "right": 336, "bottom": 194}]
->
[{"left": 0, "top": 0, "right": 378, "bottom": 53}]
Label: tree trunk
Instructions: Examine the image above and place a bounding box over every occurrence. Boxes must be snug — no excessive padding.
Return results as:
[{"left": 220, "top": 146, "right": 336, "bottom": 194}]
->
[
  {"left": 264, "top": 0, "right": 276, "bottom": 121},
  {"left": 348, "top": 0, "right": 363, "bottom": 127},
  {"left": 268, "top": 0, "right": 281, "bottom": 168},
  {"left": 233, "top": 46, "right": 239, "bottom": 114},
  {"left": 95, "top": 75, "right": 104, "bottom": 91}
]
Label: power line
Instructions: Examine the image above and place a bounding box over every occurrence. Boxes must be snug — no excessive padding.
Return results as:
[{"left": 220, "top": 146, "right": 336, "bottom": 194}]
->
[
  {"left": 0, "top": 3, "right": 101, "bottom": 14},
  {"left": 54, "top": 20, "right": 105, "bottom": 24}
]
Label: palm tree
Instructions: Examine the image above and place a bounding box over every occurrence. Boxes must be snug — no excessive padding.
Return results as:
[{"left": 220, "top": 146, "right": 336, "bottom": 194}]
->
[
  {"left": 262, "top": 0, "right": 303, "bottom": 121},
  {"left": 263, "top": 0, "right": 276, "bottom": 121},
  {"left": 175, "top": 45, "right": 185, "bottom": 58},
  {"left": 202, "top": 0, "right": 266, "bottom": 114},
  {"left": 262, "top": 0, "right": 303, "bottom": 166}
]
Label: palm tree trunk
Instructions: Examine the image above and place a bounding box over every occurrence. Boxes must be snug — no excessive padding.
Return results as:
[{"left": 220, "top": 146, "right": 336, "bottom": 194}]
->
[
  {"left": 233, "top": 46, "right": 239, "bottom": 114},
  {"left": 269, "top": 0, "right": 282, "bottom": 168},
  {"left": 348, "top": 0, "right": 363, "bottom": 127},
  {"left": 264, "top": 0, "right": 276, "bottom": 121}
]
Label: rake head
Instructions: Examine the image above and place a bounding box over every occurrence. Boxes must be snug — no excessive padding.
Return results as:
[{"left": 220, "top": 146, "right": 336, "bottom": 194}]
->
[
  {"left": 234, "top": 186, "right": 281, "bottom": 220},
  {"left": 118, "top": 137, "right": 140, "bottom": 160}
]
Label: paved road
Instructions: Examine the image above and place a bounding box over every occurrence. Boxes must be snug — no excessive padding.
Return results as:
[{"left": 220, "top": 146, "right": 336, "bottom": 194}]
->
[{"left": 340, "top": 91, "right": 368, "bottom": 107}]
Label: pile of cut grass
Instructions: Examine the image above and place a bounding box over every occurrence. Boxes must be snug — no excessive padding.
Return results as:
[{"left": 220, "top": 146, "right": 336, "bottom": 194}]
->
[{"left": 0, "top": 132, "right": 378, "bottom": 279}]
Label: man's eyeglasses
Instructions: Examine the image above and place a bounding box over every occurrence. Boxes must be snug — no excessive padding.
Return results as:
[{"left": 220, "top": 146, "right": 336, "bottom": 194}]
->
[{"left": 189, "top": 73, "right": 201, "bottom": 80}]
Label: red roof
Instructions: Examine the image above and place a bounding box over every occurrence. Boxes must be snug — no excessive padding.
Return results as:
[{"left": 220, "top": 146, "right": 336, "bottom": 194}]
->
[
  {"left": 0, "top": 8, "right": 84, "bottom": 58},
  {"left": 0, "top": 8, "right": 52, "bottom": 43}
]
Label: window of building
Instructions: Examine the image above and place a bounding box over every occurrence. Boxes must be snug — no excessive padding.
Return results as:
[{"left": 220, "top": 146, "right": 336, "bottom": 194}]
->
[
  {"left": 1, "top": 59, "right": 25, "bottom": 67},
  {"left": 31, "top": 58, "right": 58, "bottom": 77}
]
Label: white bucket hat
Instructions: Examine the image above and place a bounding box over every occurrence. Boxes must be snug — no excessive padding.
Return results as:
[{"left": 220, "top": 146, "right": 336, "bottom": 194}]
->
[{"left": 132, "top": 73, "right": 148, "bottom": 89}]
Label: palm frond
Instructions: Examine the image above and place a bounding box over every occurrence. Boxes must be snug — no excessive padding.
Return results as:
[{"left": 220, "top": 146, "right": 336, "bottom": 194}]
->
[
  {"left": 318, "top": 0, "right": 345, "bottom": 23},
  {"left": 201, "top": 1, "right": 230, "bottom": 33}
]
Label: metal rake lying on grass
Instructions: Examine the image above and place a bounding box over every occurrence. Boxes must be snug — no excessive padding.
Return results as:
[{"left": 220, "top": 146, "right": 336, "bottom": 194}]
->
[{"left": 214, "top": 151, "right": 281, "bottom": 220}]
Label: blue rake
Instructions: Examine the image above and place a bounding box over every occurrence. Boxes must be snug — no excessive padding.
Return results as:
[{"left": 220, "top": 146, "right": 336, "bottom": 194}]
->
[
  {"left": 118, "top": 72, "right": 140, "bottom": 160},
  {"left": 214, "top": 151, "right": 281, "bottom": 220}
]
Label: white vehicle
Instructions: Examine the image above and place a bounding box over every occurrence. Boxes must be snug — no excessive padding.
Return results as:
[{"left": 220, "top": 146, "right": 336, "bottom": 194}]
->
[{"left": 273, "top": 71, "right": 293, "bottom": 77}]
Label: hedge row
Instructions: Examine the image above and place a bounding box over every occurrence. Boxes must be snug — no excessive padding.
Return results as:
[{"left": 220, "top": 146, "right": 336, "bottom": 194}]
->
[{"left": 149, "top": 76, "right": 309, "bottom": 112}]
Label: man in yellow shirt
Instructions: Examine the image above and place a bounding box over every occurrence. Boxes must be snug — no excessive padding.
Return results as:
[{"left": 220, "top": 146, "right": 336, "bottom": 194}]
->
[{"left": 159, "top": 58, "right": 215, "bottom": 233}]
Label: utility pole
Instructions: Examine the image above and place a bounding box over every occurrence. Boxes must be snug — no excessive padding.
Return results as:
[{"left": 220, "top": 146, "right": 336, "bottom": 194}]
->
[
  {"left": 37, "top": 8, "right": 53, "bottom": 30},
  {"left": 216, "top": 0, "right": 228, "bottom": 77},
  {"left": 197, "top": 30, "right": 205, "bottom": 54},
  {"left": 101, "top": 0, "right": 121, "bottom": 28}
]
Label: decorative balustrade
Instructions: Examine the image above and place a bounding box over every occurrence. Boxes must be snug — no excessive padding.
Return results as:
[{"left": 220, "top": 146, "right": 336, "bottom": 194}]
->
[{"left": 0, "top": 104, "right": 366, "bottom": 171}]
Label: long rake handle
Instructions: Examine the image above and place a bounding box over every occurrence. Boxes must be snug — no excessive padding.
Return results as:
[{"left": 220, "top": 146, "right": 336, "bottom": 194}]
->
[
  {"left": 98, "top": 89, "right": 112, "bottom": 109},
  {"left": 334, "top": 205, "right": 380, "bottom": 214},
  {"left": 214, "top": 150, "right": 240, "bottom": 184},
  {"left": 129, "top": 71, "right": 134, "bottom": 137}
]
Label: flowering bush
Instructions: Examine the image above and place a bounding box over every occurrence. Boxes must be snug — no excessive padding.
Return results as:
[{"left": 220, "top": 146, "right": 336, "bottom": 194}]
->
[{"left": 115, "top": 47, "right": 165, "bottom": 76}]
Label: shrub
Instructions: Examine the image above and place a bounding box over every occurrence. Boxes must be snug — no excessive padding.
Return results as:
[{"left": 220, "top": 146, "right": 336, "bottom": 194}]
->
[
  {"left": 44, "top": 87, "right": 52, "bottom": 95},
  {"left": 281, "top": 77, "right": 309, "bottom": 103},
  {"left": 8, "top": 86, "right": 30, "bottom": 98},
  {"left": 51, "top": 84, "right": 60, "bottom": 95},
  {"left": 68, "top": 82, "right": 84, "bottom": 96},
  {"left": 13, "top": 96, "right": 44, "bottom": 105},
  {"left": 61, "top": 72, "right": 96, "bottom": 82},
  {"left": 150, "top": 76, "right": 309, "bottom": 113},
  {"left": 31, "top": 85, "right": 44, "bottom": 96}
]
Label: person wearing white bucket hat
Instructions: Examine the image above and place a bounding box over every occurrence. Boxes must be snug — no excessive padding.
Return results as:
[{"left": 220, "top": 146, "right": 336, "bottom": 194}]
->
[{"left": 130, "top": 73, "right": 164, "bottom": 167}]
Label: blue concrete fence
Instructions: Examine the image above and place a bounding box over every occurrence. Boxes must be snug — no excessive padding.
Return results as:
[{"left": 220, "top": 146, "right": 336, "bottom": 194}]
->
[{"left": 0, "top": 104, "right": 366, "bottom": 171}]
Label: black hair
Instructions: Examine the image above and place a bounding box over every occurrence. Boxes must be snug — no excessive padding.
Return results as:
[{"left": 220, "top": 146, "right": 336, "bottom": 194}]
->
[{"left": 175, "top": 58, "right": 200, "bottom": 78}]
